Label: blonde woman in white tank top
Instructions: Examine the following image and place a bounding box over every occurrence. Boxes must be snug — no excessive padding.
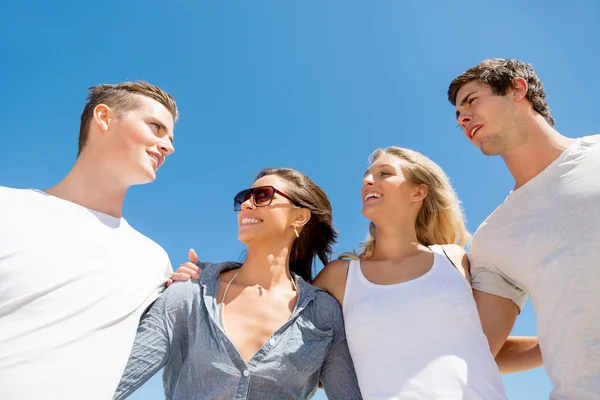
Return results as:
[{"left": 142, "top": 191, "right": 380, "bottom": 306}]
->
[{"left": 313, "top": 147, "right": 542, "bottom": 400}]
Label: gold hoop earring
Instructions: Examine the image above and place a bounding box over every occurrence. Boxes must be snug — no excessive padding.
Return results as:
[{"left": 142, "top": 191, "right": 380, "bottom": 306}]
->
[{"left": 293, "top": 226, "right": 300, "bottom": 238}]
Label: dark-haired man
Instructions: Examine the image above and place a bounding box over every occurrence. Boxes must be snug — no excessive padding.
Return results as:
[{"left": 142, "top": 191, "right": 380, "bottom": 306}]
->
[
  {"left": 0, "top": 82, "right": 179, "bottom": 399},
  {"left": 450, "top": 58, "right": 600, "bottom": 399}
]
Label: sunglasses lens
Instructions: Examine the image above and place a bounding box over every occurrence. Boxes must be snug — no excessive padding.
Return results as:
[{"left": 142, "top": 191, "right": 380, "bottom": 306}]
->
[
  {"left": 253, "top": 187, "right": 275, "bottom": 207},
  {"left": 233, "top": 189, "right": 253, "bottom": 211}
]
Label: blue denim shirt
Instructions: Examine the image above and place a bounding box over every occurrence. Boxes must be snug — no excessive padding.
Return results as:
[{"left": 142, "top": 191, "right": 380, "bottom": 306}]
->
[{"left": 114, "top": 261, "right": 362, "bottom": 400}]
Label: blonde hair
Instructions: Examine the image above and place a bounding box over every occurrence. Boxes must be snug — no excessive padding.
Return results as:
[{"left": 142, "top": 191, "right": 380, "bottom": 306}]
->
[{"left": 341, "top": 147, "right": 471, "bottom": 260}]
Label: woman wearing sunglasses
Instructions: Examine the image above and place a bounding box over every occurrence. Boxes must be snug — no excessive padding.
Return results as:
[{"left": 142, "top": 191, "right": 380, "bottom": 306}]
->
[{"left": 114, "top": 168, "right": 362, "bottom": 400}]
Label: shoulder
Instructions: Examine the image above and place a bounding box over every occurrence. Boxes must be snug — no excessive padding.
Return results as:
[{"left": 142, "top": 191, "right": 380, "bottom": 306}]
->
[
  {"left": 307, "top": 287, "right": 346, "bottom": 340},
  {"left": 582, "top": 133, "right": 600, "bottom": 143},
  {"left": 313, "top": 258, "right": 351, "bottom": 304},
  {"left": 123, "top": 222, "right": 168, "bottom": 254},
  {"left": 0, "top": 186, "right": 34, "bottom": 200},
  {"left": 439, "top": 243, "right": 467, "bottom": 259},
  {"left": 439, "top": 244, "right": 471, "bottom": 278},
  {"left": 312, "top": 288, "right": 343, "bottom": 314},
  {"left": 163, "top": 279, "right": 201, "bottom": 302},
  {"left": 313, "top": 259, "right": 350, "bottom": 288},
  {"left": 0, "top": 187, "right": 44, "bottom": 219},
  {"left": 157, "top": 279, "right": 203, "bottom": 318}
]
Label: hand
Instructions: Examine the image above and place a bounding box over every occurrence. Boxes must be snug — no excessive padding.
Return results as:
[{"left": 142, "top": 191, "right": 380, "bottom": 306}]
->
[{"left": 166, "top": 249, "right": 202, "bottom": 287}]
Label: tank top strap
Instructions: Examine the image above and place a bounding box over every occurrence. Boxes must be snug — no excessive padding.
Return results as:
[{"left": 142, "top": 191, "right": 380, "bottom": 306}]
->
[
  {"left": 348, "top": 258, "right": 360, "bottom": 273},
  {"left": 429, "top": 244, "right": 460, "bottom": 272},
  {"left": 342, "top": 259, "right": 362, "bottom": 315},
  {"left": 346, "top": 259, "right": 362, "bottom": 287}
]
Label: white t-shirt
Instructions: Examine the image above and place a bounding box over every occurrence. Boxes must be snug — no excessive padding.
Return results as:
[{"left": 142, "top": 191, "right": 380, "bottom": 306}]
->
[
  {"left": 0, "top": 188, "right": 172, "bottom": 400},
  {"left": 470, "top": 134, "right": 600, "bottom": 400}
]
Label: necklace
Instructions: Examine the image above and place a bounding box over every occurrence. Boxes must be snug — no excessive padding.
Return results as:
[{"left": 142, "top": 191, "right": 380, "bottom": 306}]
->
[{"left": 216, "top": 269, "right": 298, "bottom": 336}]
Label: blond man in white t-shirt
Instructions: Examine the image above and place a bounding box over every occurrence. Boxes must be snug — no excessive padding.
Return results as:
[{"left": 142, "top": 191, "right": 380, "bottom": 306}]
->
[
  {"left": 450, "top": 58, "right": 600, "bottom": 399},
  {"left": 0, "top": 82, "right": 179, "bottom": 400}
]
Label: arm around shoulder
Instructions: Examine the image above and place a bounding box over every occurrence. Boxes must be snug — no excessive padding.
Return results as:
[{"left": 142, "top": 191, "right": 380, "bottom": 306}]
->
[
  {"left": 313, "top": 259, "right": 350, "bottom": 306},
  {"left": 114, "top": 281, "right": 197, "bottom": 399},
  {"left": 495, "top": 336, "right": 542, "bottom": 374}
]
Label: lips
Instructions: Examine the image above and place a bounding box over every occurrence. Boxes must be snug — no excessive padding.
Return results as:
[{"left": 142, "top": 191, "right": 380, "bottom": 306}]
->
[
  {"left": 147, "top": 152, "right": 164, "bottom": 170},
  {"left": 363, "top": 191, "right": 383, "bottom": 202},
  {"left": 241, "top": 217, "right": 262, "bottom": 225},
  {"left": 239, "top": 214, "right": 263, "bottom": 226},
  {"left": 467, "top": 124, "right": 483, "bottom": 139}
]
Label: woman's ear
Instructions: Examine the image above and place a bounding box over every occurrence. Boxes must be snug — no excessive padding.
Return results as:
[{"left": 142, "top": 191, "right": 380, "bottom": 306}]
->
[
  {"left": 293, "top": 208, "right": 311, "bottom": 230},
  {"left": 411, "top": 184, "right": 428, "bottom": 203}
]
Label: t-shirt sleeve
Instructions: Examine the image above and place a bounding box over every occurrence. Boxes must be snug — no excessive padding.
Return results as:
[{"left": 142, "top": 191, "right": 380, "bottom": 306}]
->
[{"left": 471, "top": 262, "right": 528, "bottom": 311}]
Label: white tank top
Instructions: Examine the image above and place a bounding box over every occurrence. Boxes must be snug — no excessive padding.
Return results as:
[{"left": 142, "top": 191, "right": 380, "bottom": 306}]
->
[{"left": 342, "top": 245, "right": 508, "bottom": 400}]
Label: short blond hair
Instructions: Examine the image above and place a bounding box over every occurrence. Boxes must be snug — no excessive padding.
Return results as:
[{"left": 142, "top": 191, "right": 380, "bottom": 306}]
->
[{"left": 78, "top": 81, "right": 179, "bottom": 156}]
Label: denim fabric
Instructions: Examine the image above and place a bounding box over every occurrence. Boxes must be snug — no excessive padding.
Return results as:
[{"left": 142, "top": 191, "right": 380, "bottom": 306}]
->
[{"left": 114, "top": 261, "right": 362, "bottom": 400}]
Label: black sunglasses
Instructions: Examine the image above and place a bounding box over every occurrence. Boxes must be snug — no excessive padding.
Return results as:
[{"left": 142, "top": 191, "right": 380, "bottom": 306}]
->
[{"left": 233, "top": 185, "right": 299, "bottom": 211}]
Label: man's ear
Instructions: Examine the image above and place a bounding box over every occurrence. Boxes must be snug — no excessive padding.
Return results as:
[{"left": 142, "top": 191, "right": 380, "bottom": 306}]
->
[
  {"left": 511, "top": 77, "right": 528, "bottom": 102},
  {"left": 92, "top": 104, "right": 112, "bottom": 132}
]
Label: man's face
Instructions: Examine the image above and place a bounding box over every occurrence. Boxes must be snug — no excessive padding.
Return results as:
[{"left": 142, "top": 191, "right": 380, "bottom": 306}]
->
[
  {"left": 455, "top": 81, "right": 521, "bottom": 156},
  {"left": 104, "top": 95, "right": 175, "bottom": 186}
]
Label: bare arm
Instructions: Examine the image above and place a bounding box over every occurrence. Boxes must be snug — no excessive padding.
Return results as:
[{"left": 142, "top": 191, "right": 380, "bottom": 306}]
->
[
  {"left": 441, "top": 245, "right": 523, "bottom": 359},
  {"left": 472, "top": 290, "right": 519, "bottom": 357},
  {"left": 495, "top": 336, "right": 542, "bottom": 374},
  {"left": 312, "top": 259, "right": 350, "bottom": 306}
]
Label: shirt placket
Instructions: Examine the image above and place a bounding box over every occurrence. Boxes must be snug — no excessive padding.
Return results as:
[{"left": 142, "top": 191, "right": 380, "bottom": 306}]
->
[{"left": 200, "top": 266, "right": 317, "bottom": 399}]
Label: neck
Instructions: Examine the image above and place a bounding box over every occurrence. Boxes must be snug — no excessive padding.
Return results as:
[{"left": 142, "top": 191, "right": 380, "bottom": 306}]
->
[
  {"left": 238, "top": 242, "right": 296, "bottom": 290},
  {"left": 370, "top": 219, "right": 422, "bottom": 261},
  {"left": 45, "top": 156, "right": 128, "bottom": 218},
  {"left": 502, "top": 116, "right": 574, "bottom": 189}
]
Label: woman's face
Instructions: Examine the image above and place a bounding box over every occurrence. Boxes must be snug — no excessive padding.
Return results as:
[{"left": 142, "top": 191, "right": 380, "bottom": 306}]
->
[
  {"left": 236, "top": 174, "right": 300, "bottom": 246},
  {"left": 361, "top": 153, "right": 422, "bottom": 224}
]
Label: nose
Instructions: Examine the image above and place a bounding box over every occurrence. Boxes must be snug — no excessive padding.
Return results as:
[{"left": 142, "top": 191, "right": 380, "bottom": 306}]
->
[
  {"left": 241, "top": 196, "right": 255, "bottom": 211},
  {"left": 458, "top": 112, "right": 472, "bottom": 129},
  {"left": 362, "top": 173, "right": 374, "bottom": 186},
  {"left": 158, "top": 137, "right": 175, "bottom": 157}
]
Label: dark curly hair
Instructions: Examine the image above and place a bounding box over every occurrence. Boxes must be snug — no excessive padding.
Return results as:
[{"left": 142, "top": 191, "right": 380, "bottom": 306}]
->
[{"left": 448, "top": 58, "right": 554, "bottom": 126}]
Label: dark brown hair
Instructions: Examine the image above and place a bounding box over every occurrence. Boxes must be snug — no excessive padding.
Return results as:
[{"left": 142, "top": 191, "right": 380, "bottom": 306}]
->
[
  {"left": 448, "top": 58, "right": 554, "bottom": 126},
  {"left": 78, "top": 81, "right": 179, "bottom": 156},
  {"left": 255, "top": 168, "right": 338, "bottom": 282}
]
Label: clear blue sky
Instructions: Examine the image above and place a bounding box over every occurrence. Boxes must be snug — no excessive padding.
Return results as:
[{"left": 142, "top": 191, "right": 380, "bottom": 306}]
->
[{"left": 2, "top": 1, "right": 599, "bottom": 399}]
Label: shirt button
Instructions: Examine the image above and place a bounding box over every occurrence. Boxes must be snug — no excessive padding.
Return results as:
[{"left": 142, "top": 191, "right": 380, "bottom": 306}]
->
[
  {"left": 269, "top": 338, "right": 275, "bottom": 346},
  {"left": 243, "top": 369, "right": 250, "bottom": 377}
]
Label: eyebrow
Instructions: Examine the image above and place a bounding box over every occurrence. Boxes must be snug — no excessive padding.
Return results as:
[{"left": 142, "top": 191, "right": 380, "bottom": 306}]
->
[
  {"left": 363, "top": 163, "right": 394, "bottom": 177},
  {"left": 455, "top": 91, "right": 477, "bottom": 119}
]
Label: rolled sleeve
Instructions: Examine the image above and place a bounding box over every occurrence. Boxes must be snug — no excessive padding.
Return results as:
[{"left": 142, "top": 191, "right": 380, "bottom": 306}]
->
[{"left": 471, "top": 264, "right": 528, "bottom": 310}]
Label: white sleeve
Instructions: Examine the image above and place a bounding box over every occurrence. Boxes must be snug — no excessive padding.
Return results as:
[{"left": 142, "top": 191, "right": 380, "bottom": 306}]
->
[{"left": 471, "top": 262, "right": 528, "bottom": 311}]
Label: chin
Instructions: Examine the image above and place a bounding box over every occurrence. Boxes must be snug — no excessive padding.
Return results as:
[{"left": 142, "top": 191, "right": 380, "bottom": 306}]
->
[
  {"left": 361, "top": 205, "right": 378, "bottom": 220},
  {"left": 134, "top": 168, "right": 158, "bottom": 185},
  {"left": 480, "top": 144, "right": 502, "bottom": 156},
  {"left": 237, "top": 232, "right": 255, "bottom": 245}
]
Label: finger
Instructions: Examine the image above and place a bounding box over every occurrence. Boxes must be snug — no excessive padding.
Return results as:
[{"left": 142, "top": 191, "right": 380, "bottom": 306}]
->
[
  {"left": 170, "top": 272, "right": 192, "bottom": 282},
  {"left": 181, "top": 261, "right": 201, "bottom": 273},
  {"left": 189, "top": 248, "right": 199, "bottom": 264},
  {"left": 177, "top": 265, "right": 200, "bottom": 279},
  {"left": 166, "top": 279, "right": 173, "bottom": 287}
]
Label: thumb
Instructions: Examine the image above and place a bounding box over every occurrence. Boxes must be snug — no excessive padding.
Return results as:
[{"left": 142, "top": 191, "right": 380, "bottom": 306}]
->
[{"left": 188, "top": 248, "right": 199, "bottom": 264}]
